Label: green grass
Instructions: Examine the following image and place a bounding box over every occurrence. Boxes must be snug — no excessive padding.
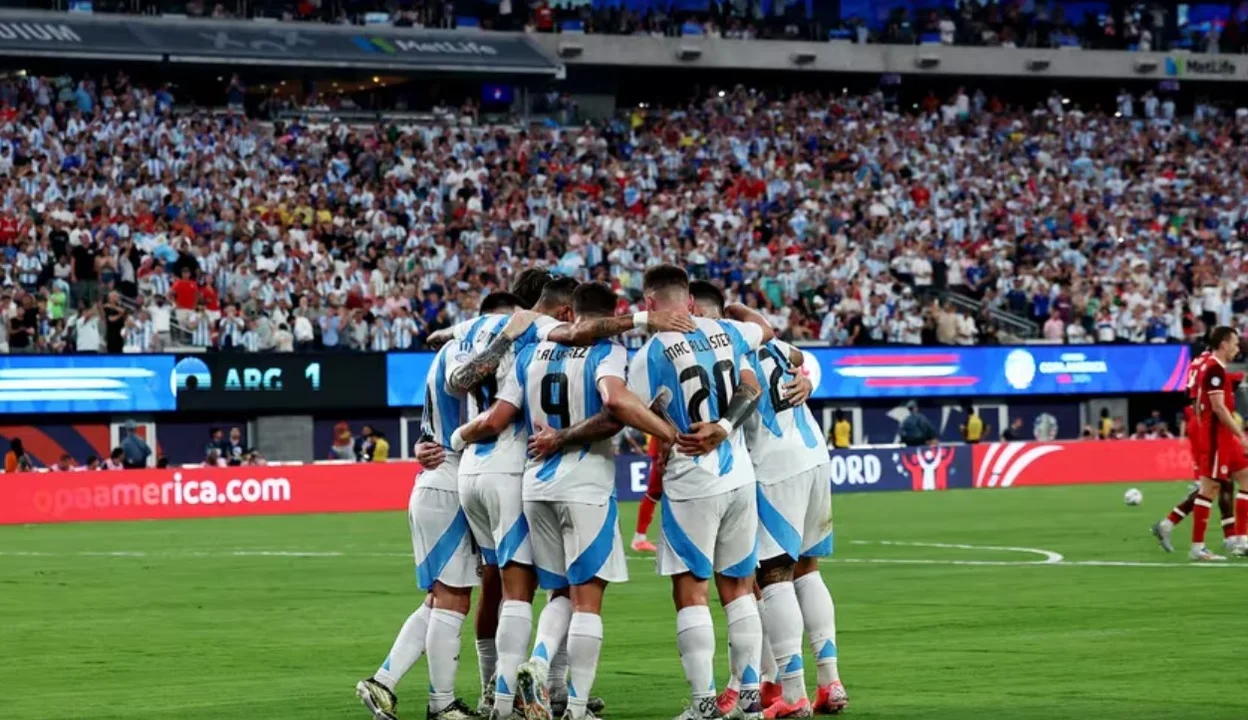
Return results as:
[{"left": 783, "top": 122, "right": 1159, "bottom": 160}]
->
[{"left": 2, "top": 482, "right": 1246, "bottom": 720}]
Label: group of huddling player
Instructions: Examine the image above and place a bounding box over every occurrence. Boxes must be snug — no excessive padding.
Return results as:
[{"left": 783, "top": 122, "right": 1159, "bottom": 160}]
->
[{"left": 355, "top": 266, "right": 846, "bottom": 719}]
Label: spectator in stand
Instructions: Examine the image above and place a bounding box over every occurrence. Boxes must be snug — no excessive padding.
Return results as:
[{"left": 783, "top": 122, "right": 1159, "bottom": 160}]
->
[
  {"left": 5, "top": 438, "right": 32, "bottom": 472},
  {"left": 53, "top": 454, "right": 75, "bottom": 472},
  {"left": 900, "top": 401, "right": 938, "bottom": 447},
  {"left": 369, "top": 431, "right": 391, "bottom": 462},
  {"left": 1001, "top": 417, "right": 1025, "bottom": 441},
  {"left": 120, "top": 420, "right": 151, "bottom": 469},
  {"left": 225, "top": 427, "right": 246, "bottom": 464},
  {"left": 330, "top": 422, "right": 356, "bottom": 461},
  {"left": 355, "top": 425, "right": 375, "bottom": 462}
]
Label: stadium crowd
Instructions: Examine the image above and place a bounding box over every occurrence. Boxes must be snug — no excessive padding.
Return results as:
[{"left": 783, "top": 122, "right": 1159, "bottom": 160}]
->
[
  {"left": 0, "top": 70, "right": 1245, "bottom": 354},
  {"left": 34, "top": 0, "right": 1233, "bottom": 53}
]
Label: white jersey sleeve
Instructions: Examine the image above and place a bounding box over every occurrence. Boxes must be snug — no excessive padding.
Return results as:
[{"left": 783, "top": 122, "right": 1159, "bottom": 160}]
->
[
  {"left": 596, "top": 344, "right": 628, "bottom": 386},
  {"left": 720, "top": 318, "right": 765, "bottom": 353}
]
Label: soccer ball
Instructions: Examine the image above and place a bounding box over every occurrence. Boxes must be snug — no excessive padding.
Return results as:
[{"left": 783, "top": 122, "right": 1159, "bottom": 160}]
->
[{"left": 1124, "top": 488, "right": 1143, "bottom": 506}]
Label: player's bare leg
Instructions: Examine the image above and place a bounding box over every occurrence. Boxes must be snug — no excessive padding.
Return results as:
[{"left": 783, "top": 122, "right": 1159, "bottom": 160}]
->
[
  {"left": 357, "top": 595, "right": 434, "bottom": 720},
  {"left": 794, "top": 558, "right": 848, "bottom": 714},
  {"left": 755, "top": 558, "right": 812, "bottom": 719},
  {"left": 1189, "top": 477, "right": 1228, "bottom": 561},
  {"left": 477, "top": 563, "right": 503, "bottom": 714},
  {"left": 633, "top": 459, "right": 664, "bottom": 552},
  {"left": 426, "top": 582, "right": 478, "bottom": 719},
  {"left": 1231, "top": 472, "right": 1248, "bottom": 557}
]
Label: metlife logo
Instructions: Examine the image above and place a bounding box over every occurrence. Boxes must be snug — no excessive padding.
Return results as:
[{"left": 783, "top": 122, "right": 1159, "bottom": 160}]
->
[{"left": 1166, "top": 56, "right": 1238, "bottom": 77}]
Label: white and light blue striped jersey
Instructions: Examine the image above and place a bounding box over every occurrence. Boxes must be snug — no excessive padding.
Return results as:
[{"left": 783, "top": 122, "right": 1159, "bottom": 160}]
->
[
  {"left": 450, "top": 313, "right": 561, "bottom": 477},
  {"left": 419, "top": 344, "right": 465, "bottom": 490},
  {"left": 745, "top": 339, "right": 828, "bottom": 484},
  {"left": 627, "top": 316, "right": 765, "bottom": 501},
  {"left": 512, "top": 339, "right": 627, "bottom": 503}
]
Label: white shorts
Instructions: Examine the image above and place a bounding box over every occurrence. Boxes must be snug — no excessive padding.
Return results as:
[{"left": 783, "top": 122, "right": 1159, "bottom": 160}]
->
[
  {"left": 410, "top": 485, "right": 480, "bottom": 591},
  {"left": 459, "top": 472, "right": 531, "bottom": 568},
  {"left": 524, "top": 498, "right": 629, "bottom": 590},
  {"left": 659, "top": 484, "right": 758, "bottom": 580},
  {"left": 757, "top": 464, "right": 834, "bottom": 562}
]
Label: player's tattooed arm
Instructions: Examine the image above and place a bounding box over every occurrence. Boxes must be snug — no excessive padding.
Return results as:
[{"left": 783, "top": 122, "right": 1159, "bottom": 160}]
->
[
  {"left": 676, "top": 373, "right": 761, "bottom": 456},
  {"left": 528, "top": 410, "right": 622, "bottom": 460},
  {"left": 529, "top": 388, "right": 674, "bottom": 459},
  {"left": 724, "top": 303, "right": 776, "bottom": 345},
  {"left": 600, "top": 377, "right": 678, "bottom": 445},
  {"left": 545, "top": 312, "right": 697, "bottom": 346},
  {"left": 446, "top": 311, "right": 536, "bottom": 395}
]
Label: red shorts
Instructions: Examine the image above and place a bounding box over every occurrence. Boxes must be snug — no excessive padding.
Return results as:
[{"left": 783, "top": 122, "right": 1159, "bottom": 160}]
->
[
  {"left": 1196, "top": 432, "right": 1248, "bottom": 481},
  {"left": 645, "top": 449, "right": 664, "bottom": 499}
]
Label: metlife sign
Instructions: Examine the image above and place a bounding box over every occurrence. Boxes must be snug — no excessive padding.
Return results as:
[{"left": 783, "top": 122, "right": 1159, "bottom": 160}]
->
[
  {"left": 0, "top": 10, "right": 560, "bottom": 74},
  {"left": 1166, "top": 56, "right": 1237, "bottom": 77}
]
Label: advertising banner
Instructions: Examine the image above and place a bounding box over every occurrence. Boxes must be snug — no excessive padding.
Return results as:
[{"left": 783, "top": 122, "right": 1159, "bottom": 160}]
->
[
  {"left": 0, "top": 461, "right": 420, "bottom": 525},
  {"left": 174, "top": 354, "right": 387, "bottom": 412},
  {"left": 0, "top": 13, "right": 558, "bottom": 74},
  {"left": 386, "top": 352, "right": 438, "bottom": 408},
  {"left": 0, "top": 355, "right": 175, "bottom": 414},
  {"left": 971, "top": 439, "right": 1193, "bottom": 488},
  {"left": 807, "top": 344, "right": 1190, "bottom": 400},
  {"left": 612, "top": 446, "right": 971, "bottom": 500}
]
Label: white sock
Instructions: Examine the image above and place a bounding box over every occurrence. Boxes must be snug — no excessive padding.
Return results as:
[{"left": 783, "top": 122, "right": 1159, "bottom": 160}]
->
[
  {"left": 676, "top": 605, "right": 717, "bottom": 711},
  {"left": 794, "top": 572, "right": 840, "bottom": 685},
  {"left": 759, "top": 630, "right": 777, "bottom": 685},
  {"left": 375, "top": 602, "right": 432, "bottom": 691},
  {"left": 476, "top": 638, "right": 497, "bottom": 695},
  {"left": 549, "top": 637, "right": 570, "bottom": 696},
  {"left": 724, "top": 594, "right": 762, "bottom": 709},
  {"left": 761, "top": 581, "right": 807, "bottom": 703},
  {"left": 426, "top": 609, "right": 465, "bottom": 713},
  {"left": 633, "top": 532, "right": 646, "bottom": 542},
  {"left": 531, "top": 595, "right": 573, "bottom": 674},
  {"left": 726, "top": 641, "right": 741, "bottom": 693},
  {"left": 566, "top": 612, "right": 604, "bottom": 719},
  {"left": 493, "top": 600, "right": 533, "bottom": 716},
  {"left": 1159, "top": 518, "right": 1175, "bottom": 531}
]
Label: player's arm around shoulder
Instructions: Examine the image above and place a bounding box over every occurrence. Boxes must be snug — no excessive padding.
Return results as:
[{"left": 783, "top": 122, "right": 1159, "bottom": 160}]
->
[
  {"left": 599, "top": 374, "right": 677, "bottom": 446},
  {"left": 544, "top": 310, "right": 697, "bottom": 346},
  {"left": 723, "top": 302, "right": 776, "bottom": 347}
]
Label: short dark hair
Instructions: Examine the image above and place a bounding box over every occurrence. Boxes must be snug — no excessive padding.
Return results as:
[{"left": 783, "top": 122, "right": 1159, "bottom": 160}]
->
[
  {"left": 689, "top": 280, "right": 725, "bottom": 313},
  {"left": 511, "top": 268, "right": 553, "bottom": 309},
  {"left": 480, "top": 291, "right": 525, "bottom": 315},
  {"left": 643, "top": 264, "right": 689, "bottom": 295},
  {"left": 538, "top": 276, "right": 580, "bottom": 309},
  {"left": 1209, "top": 326, "right": 1238, "bottom": 351},
  {"left": 572, "top": 282, "right": 618, "bottom": 318}
]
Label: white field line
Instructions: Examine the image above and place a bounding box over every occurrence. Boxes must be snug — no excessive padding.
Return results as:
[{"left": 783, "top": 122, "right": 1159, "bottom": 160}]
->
[{"left": 0, "top": 541, "right": 1246, "bottom": 568}]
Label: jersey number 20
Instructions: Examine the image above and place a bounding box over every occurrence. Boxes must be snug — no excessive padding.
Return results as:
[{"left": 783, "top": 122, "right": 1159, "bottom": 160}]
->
[{"left": 680, "top": 360, "right": 734, "bottom": 424}]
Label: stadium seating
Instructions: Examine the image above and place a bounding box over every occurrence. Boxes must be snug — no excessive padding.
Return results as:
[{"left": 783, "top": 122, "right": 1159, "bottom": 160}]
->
[{"left": 0, "top": 69, "right": 1240, "bottom": 353}]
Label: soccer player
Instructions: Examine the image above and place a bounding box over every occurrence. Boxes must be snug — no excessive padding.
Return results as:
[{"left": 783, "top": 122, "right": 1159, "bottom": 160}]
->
[
  {"left": 691, "top": 282, "right": 848, "bottom": 718},
  {"left": 631, "top": 435, "right": 666, "bottom": 552},
  {"left": 424, "top": 272, "right": 694, "bottom": 715},
  {"left": 455, "top": 281, "right": 679, "bottom": 720},
  {"left": 1152, "top": 349, "right": 1241, "bottom": 553},
  {"left": 629, "top": 264, "right": 774, "bottom": 720},
  {"left": 1187, "top": 326, "right": 1248, "bottom": 561}
]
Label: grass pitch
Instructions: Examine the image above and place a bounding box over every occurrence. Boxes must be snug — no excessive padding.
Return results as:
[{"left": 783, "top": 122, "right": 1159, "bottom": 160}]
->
[{"left": 2, "top": 482, "right": 1246, "bottom": 720}]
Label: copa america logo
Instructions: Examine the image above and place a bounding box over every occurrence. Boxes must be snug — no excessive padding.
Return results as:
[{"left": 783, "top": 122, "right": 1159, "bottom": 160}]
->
[{"left": 1004, "top": 349, "right": 1036, "bottom": 391}]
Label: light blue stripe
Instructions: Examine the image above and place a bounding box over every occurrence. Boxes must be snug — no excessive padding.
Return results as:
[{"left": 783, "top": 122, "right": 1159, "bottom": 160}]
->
[
  {"left": 497, "top": 514, "right": 530, "bottom": 568},
  {"left": 567, "top": 498, "right": 619, "bottom": 586},
  {"left": 793, "top": 404, "right": 820, "bottom": 449},
  {"left": 433, "top": 347, "right": 462, "bottom": 447},
  {"left": 689, "top": 327, "right": 732, "bottom": 477},
  {"left": 535, "top": 567, "right": 568, "bottom": 590},
  {"left": 660, "top": 495, "right": 713, "bottom": 579},
  {"left": 749, "top": 349, "right": 783, "bottom": 438},
  {"left": 719, "top": 536, "right": 758, "bottom": 578},
  {"left": 648, "top": 339, "right": 690, "bottom": 432},
  {"left": 415, "top": 508, "right": 470, "bottom": 590},
  {"left": 801, "top": 534, "right": 833, "bottom": 558},
  {"left": 462, "top": 315, "right": 491, "bottom": 349},
  {"left": 515, "top": 344, "right": 537, "bottom": 436},
  {"left": 536, "top": 344, "right": 569, "bottom": 482},
  {"left": 480, "top": 546, "right": 499, "bottom": 566},
  {"left": 718, "top": 320, "right": 749, "bottom": 357},
  {"left": 757, "top": 484, "right": 801, "bottom": 560},
  {"left": 816, "top": 640, "right": 837, "bottom": 659}
]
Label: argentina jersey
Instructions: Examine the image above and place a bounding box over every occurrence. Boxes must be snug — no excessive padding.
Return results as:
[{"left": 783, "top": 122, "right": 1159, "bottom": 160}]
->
[
  {"left": 513, "top": 339, "right": 627, "bottom": 503},
  {"left": 418, "top": 344, "right": 466, "bottom": 491},
  {"left": 627, "top": 316, "right": 764, "bottom": 501},
  {"left": 450, "top": 313, "right": 562, "bottom": 476},
  {"left": 745, "top": 339, "right": 828, "bottom": 484}
]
